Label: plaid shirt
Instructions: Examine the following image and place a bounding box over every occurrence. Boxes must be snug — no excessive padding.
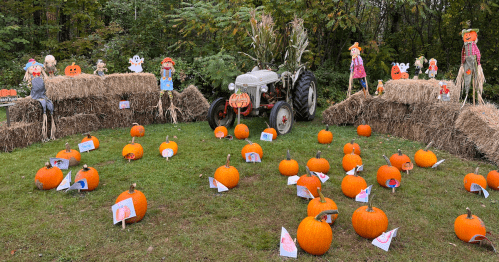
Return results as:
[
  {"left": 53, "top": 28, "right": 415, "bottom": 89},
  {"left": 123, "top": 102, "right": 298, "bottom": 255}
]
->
[{"left": 461, "top": 42, "right": 481, "bottom": 65}]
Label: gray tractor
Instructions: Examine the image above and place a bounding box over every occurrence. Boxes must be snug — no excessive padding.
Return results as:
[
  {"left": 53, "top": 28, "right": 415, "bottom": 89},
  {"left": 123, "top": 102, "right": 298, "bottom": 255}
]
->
[{"left": 207, "top": 66, "right": 317, "bottom": 135}]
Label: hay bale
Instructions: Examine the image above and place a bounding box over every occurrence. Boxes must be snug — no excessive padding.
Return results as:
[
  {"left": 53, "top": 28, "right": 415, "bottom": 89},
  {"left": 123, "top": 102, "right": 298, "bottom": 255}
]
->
[
  {"left": 178, "top": 85, "right": 210, "bottom": 122},
  {"left": 45, "top": 74, "right": 104, "bottom": 100},
  {"left": 322, "top": 91, "right": 372, "bottom": 125},
  {"left": 104, "top": 73, "right": 158, "bottom": 95},
  {"left": 55, "top": 114, "right": 101, "bottom": 138},
  {"left": 362, "top": 97, "right": 409, "bottom": 122},
  {"left": 383, "top": 79, "right": 459, "bottom": 104},
  {"left": 128, "top": 91, "right": 159, "bottom": 113},
  {"left": 9, "top": 98, "right": 44, "bottom": 123},
  {"left": 99, "top": 108, "right": 135, "bottom": 129},
  {"left": 0, "top": 121, "right": 42, "bottom": 152}
]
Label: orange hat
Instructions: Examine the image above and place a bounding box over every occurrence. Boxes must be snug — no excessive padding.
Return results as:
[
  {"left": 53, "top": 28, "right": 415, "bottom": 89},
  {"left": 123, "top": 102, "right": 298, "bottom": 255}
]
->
[
  {"left": 348, "top": 42, "right": 361, "bottom": 51},
  {"left": 161, "top": 57, "right": 175, "bottom": 66}
]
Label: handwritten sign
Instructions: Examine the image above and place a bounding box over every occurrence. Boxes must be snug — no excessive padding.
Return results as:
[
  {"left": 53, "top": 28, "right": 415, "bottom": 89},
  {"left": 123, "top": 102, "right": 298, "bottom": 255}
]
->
[
  {"left": 347, "top": 165, "right": 364, "bottom": 175},
  {"left": 78, "top": 140, "right": 95, "bottom": 153},
  {"left": 432, "top": 159, "right": 445, "bottom": 168},
  {"left": 386, "top": 179, "right": 400, "bottom": 188},
  {"left": 50, "top": 157, "right": 69, "bottom": 170},
  {"left": 209, "top": 177, "right": 229, "bottom": 192},
  {"left": 162, "top": 149, "right": 174, "bottom": 158},
  {"left": 372, "top": 228, "right": 399, "bottom": 251},
  {"left": 215, "top": 131, "right": 225, "bottom": 138},
  {"left": 56, "top": 171, "right": 72, "bottom": 191},
  {"left": 312, "top": 171, "right": 329, "bottom": 183},
  {"left": 296, "top": 185, "right": 314, "bottom": 199},
  {"left": 287, "top": 175, "right": 300, "bottom": 185},
  {"left": 228, "top": 93, "right": 250, "bottom": 108},
  {"left": 355, "top": 185, "right": 373, "bottom": 203},
  {"left": 260, "top": 132, "right": 273, "bottom": 142},
  {"left": 66, "top": 178, "right": 88, "bottom": 192},
  {"left": 470, "top": 183, "right": 489, "bottom": 198},
  {"left": 245, "top": 152, "right": 261, "bottom": 163},
  {"left": 119, "top": 101, "right": 130, "bottom": 109},
  {"left": 280, "top": 227, "right": 297, "bottom": 258},
  {"left": 112, "top": 198, "right": 137, "bottom": 225},
  {"left": 469, "top": 234, "right": 497, "bottom": 252}
]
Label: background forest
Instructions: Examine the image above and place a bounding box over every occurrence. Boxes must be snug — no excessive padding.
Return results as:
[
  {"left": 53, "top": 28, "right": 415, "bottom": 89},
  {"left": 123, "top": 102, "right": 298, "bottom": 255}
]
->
[{"left": 1, "top": 0, "right": 499, "bottom": 105}]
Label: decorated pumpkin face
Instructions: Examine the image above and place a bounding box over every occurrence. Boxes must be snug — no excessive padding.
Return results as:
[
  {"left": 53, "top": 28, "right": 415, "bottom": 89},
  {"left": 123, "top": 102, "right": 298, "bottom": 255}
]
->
[
  {"left": 65, "top": 62, "right": 81, "bottom": 77},
  {"left": 463, "top": 31, "right": 477, "bottom": 43},
  {"left": 391, "top": 65, "right": 401, "bottom": 80}
]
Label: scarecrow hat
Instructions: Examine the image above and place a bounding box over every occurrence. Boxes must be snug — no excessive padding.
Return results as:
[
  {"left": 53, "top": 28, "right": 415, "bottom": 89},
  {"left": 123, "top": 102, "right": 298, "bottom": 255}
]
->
[
  {"left": 23, "top": 59, "right": 43, "bottom": 71},
  {"left": 439, "top": 81, "right": 447, "bottom": 88},
  {"left": 161, "top": 57, "right": 175, "bottom": 66},
  {"left": 415, "top": 56, "right": 427, "bottom": 64},
  {"left": 461, "top": 28, "right": 479, "bottom": 35},
  {"left": 348, "top": 42, "right": 361, "bottom": 51}
]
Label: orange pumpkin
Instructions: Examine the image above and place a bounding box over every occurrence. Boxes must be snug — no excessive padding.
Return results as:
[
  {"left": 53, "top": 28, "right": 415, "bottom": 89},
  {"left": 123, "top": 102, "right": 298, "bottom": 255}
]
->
[
  {"left": 317, "top": 124, "right": 333, "bottom": 144},
  {"left": 241, "top": 139, "right": 263, "bottom": 160},
  {"left": 278, "top": 150, "right": 299, "bottom": 176},
  {"left": 377, "top": 155, "right": 402, "bottom": 191},
  {"left": 229, "top": 92, "right": 251, "bottom": 108},
  {"left": 10, "top": 89, "right": 17, "bottom": 96},
  {"left": 64, "top": 62, "right": 81, "bottom": 77},
  {"left": 357, "top": 121, "right": 372, "bottom": 137},
  {"left": 115, "top": 183, "right": 148, "bottom": 224},
  {"left": 487, "top": 170, "right": 499, "bottom": 190},
  {"left": 463, "top": 31, "right": 478, "bottom": 43},
  {"left": 391, "top": 64, "right": 402, "bottom": 80},
  {"left": 463, "top": 167, "right": 487, "bottom": 192},
  {"left": 414, "top": 142, "right": 437, "bottom": 168},
  {"left": 389, "top": 149, "right": 411, "bottom": 171},
  {"left": 454, "top": 207, "right": 486, "bottom": 243},
  {"left": 306, "top": 151, "right": 330, "bottom": 174},
  {"left": 341, "top": 166, "right": 367, "bottom": 198},
  {"left": 297, "top": 167, "right": 322, "bottom": 198},
  {"left": 159, "top": 135, "right": 178, "bottom": 156},
  {"left": 214, "top": 154, "right": 240, "bottom": 189},
  {"left": 307, "top": 188, "right": 338, "bottom": 225},
  {"left": 234, "top": 123, "right": 249, "bottom": 140},
  {"left": 343, "top": 138, "right": 360, "bottom": 155},
  {"left": 122, "top": 137, "right": 144, "bottom": 161},
  {"left": 34, "top": 162, "right": 64, "bottom": 190},
  {"left": 130, "top": 123, "right": 145, "bottom": 137},
  {"left": 75, "top": 164, "right": 99, "bottom": 191},
  {"left": 0, "top": 89, "right": 8, "bottom": 97},
  {"left": 56, "top": 142, "right": 81, "bottom": 167},
  {"left": 342, "top": 148, "right": 362, "bottom": 172},
  {"left": 351, "top": 195, "right": 389, "bottom": 239},
  {"left": 214, "top": 121, "right": 228, "bottom": 139},
  {"left": 81, "top": 133, "right": 99, "bottom": 150},
  {"left": 401, "top": 72, "right": 409, "bottom": 79},
  {"left": 263, "top": 121, "right": 277, "bottom": 140},
  {"left": 297, "top": 210, "right": 338, "bottom": 256}
]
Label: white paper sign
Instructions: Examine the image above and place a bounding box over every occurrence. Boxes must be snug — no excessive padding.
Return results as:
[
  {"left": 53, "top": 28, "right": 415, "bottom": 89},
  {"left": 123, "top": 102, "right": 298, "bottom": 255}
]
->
[
  {"left": 66, "top": 178, "right": 88, "bottom": 192},
  {"left": 347, "top": 165, "right": 364, "bottom": 175},
  {"left": 260, "top": 132, "right": 273, "bottom": 142},
  {"left": 280, "top": 227, "right": 297, "bottom": 258},
  {"left": 313, "top": 171, "right": 329, "bottom": 183},
  {"left": 432, "top": 159, "right": 445, "bottom": 168},
  {"left": 209, "top": 177, "right": 229, "bottom": 192},
  {"left": 56, "top": 171, "right": 71, "bottom": 191},
  {"left": 355, "top": 185, "right": 373, "bottom": 203},
  {"left": 470, "top": 183, "right": 489, "bottom": 198},
  {"left": 78, "top": 140, "right": 95, "bottom": 153},
  {"left": 245, "top": 152, "right": 261, "bottom": 163},
  {"left": 112, "top": 198, "right": 137, "bottom": 224},
  {"left": 372, "top": 228, "right": 399, "bottom": 251},
  {"left": 296, "top": 185, "right": 314, "bottom": 199},
  {"left": 162, "top": 149, "right": 174, "bottom": 158},
  {"left": 469, "top": 234, "right": 497, "bottom": 252},
  {"left": 287, "top": 176, "right": 300, "bottom": 185},
  {"left": 119, "top": 101, "right": 130, "bottom": 109},
  {"left": 50, "top": 158, "right": 69, "bottom": 170}
]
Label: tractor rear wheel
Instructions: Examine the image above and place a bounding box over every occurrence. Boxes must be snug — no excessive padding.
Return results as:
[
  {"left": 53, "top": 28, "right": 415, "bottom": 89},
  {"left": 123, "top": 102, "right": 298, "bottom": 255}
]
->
[{"left": 293, "top": 71, "right": 317, "bottom": 121}]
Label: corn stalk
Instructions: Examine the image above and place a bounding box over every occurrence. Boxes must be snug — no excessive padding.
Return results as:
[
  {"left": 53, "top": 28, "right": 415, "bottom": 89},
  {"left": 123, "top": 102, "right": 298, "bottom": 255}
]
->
[{"left": 282, "top": 16, "right": 309, "bottom": 74}]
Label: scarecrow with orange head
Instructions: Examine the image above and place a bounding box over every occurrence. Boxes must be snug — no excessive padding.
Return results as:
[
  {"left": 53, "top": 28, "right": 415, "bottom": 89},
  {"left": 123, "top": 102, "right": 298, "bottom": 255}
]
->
[
  {"left": 348, "top": 42, "right": 368, "bottom": 98},
  {"left": 157, "top": 57, "right": 181, "bottom": 123}
]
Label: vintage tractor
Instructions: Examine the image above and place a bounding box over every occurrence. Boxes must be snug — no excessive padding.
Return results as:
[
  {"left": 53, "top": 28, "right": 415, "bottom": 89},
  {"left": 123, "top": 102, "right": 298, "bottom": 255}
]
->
[{"left": 207, "top": 66, "right": 317, "bottom": 135}]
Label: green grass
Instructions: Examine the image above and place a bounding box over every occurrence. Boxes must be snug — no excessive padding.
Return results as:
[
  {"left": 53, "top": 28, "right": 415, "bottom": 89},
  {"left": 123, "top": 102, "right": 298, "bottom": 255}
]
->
[{"left": 1, "top": 110, "right": 499, "bottom": 261}]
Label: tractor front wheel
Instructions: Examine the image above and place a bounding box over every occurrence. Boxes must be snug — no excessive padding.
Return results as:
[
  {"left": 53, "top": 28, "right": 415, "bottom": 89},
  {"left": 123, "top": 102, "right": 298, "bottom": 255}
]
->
[
  {"left": 207, "top": 97, "right": 235, "bottom": 130},
  {"left": 269, "top": 101, "right": 294, "bottom": 135}
]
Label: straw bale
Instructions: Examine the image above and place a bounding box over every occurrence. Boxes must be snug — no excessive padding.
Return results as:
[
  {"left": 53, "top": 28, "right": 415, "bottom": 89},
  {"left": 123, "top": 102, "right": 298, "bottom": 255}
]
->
[
  {"left": 322, "top": 91, "right": 372, "bottom": 125},
  {"left": 45, "top": 74, "right": 104, "bottom": 100},
  {"left": 408, "top": 102, "right": 463, "bottom": 129},
  {"left": 99, "top": 108, "right": 135, "bottom": 129},
  {"left": 55, "top": 114, "right": 101, "bottom": 138},
  {"left": 127, "top": 91, "right": 159, "bottom": 113},
  {"left": 104, "top": 73, "right": 157, "bottom": 95},
  {"left": 383, "top": 79, "right": 459, "bottom": 104},
  {"left": 0, "top": 121, "right": 42, "bottom": 152},
  {"left": 361, "top": 97, "right": 408, "bottom": 122},
  {"left": 178, "top": 85, "right": 210, "bottom": 122},
  {"left": 9, "top": 98, "right": 44, "bottom": 123}
]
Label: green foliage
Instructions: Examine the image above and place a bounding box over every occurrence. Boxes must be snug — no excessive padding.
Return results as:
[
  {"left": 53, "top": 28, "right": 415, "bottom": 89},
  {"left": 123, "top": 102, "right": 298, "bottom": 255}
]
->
[{"left": 314, "top": 61, "right": 350, "bottom": 106}]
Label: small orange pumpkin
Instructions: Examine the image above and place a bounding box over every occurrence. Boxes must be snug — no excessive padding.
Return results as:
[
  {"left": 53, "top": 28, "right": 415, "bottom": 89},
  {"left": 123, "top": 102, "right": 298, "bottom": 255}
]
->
[
  {"left": 414, "top": 141, "right": 437, "bottom": 168},
  {"left": 463, "top": 167, "right": 487, "bottom": 192},
  {"left": 56, "top": 142, "right": 81, "bottom": 167},
  {"left": 234, "top": 123, "right": 249, "bottom": 140},
  {"left": 357, "top": 121, "right": 372, "bottom": 137},
  {"left": 297, "top": 210, "right": 338, "bottom": 256},
  {"left": 278, "top": 150, "right": 299, "bottom": 176},
  {"left": 389, "top": 149, "right": 411, "bottom": 171},
  {"left": 34, "top": 162, "right": 64, "bottom": 190},
  {"left": 159, "top": 135, "right": 178, "bottom": 156},
  {"left": 0, "top": 89, "right": 8, "bottom": 97},
  {"left": 214, "top": 154, "right": 240, "bottom": 189},
  {"left": 263, "top": 121, "right": 277, "bottom": 140},
  {"left": 351, "top": 195, "right": 389, "bottom": 239},
  {"left": 343, "top": 138, "right": 360, "bottom": 155},
  {"left": 130, "top": 123, "right": 145, "bottom": 137},
  {"left": 377, "top": 155, "right": 402, "bottom": 191},
  {"left": 401, "top": 72, "right": 409, "bottom": 79},
  {"left": 115, "top": 183, "right": 147, "bottom": 224},
  {"left": 307, "top": 188, "right": 338, "bottom": 225},
  {"left": 64, "top": 62, "right": 81, "bottom": 77},
  {"left": 214, "top": 120, "right": 228, "bottom": 139},
  {"left": 306, "top": 151, "right": 330, "bottom": 174},
  {"left": 75, "top": 164, "right": 99, "bottom": 191},
  {"left": 122, "top": 137, "right": 144, "bottom": 161},
  {"left": 342, "top": 148, "right": 363, "bottom": 172},
  {"left": 317, "top": 124, "right": 333, "bottom": 144},
  {"left": 486, "top": 170, "right": 499, "bottom": 190},
  {"left": 241, "top": 139, "right": 263, "bottom": 160},
  {"left": 297, "top": 167, "right": 322, "bottom": 198},
  {"left": 341, "top": 166, "right": 367, "bottom": 198},
  {"left": 81, "top": 133, "right": 99, "bottom": 150},
  {"left": 454, "top": 207, "right": 486, "bottom": 243}
]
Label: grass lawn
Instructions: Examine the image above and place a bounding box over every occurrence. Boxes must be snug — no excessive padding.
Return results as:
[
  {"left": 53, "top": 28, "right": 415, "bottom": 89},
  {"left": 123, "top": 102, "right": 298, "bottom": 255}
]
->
[{"left": 1, "top": 108, "right": 498, "bottom": 261}]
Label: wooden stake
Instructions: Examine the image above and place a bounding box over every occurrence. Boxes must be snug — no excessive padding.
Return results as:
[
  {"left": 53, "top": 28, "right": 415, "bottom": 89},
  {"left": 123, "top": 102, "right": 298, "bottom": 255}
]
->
[
  {"left": 122, "top": 219, "right": 126, "bottom": 229},
  {"left": 237, "top": 107, "right": 240, "bottom": 125}
]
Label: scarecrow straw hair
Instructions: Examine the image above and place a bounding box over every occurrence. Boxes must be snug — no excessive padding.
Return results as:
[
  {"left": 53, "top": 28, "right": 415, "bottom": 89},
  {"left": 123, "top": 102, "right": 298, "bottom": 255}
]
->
[{"left": 382, "top": 79, "right": 459, "bottom": 104}]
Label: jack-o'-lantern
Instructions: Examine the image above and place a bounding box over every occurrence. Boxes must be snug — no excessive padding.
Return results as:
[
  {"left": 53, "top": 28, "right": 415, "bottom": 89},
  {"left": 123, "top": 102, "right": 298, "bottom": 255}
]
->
[
  {"left": 65, "top": 62, "right": 81, "bottom": 77},
  {"left": 391, "top": 64, "right": 401, "bottom": 80},
  {"left": 463, "top": 31, "right": 477, "bottom": 43}
]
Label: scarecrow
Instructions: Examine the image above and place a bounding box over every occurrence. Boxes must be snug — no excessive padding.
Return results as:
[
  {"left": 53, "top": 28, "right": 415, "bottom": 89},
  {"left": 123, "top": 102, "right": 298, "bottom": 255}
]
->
[
  {"left": 455, "top": 27, "right": 485, "bottom": 106},
  {"left": 158, "top": 57, "right": 181, "bottom": 123},
  {"left": 438, "top": 81, "right": 450, "bottom": 102},
  {"left": 348, "top": 42, "right": 368, "bottom": 98},
  {"left": 23, "top": 59, "right": 56, "bottom": 141},
  {"left": 426, "top": 58, "right": 438, "bottom": 79},
  {"left": 375, "top": 80, "right": 384, "bottom": 96},
  {"left": 93, "top": 59, "right": 108, "bottom": 77},
  {"left": 43, "top": 55, "right": 57, "bottom": 78},
  {"left": 413, "top": 56, "right": 427, "bottom": 79}
]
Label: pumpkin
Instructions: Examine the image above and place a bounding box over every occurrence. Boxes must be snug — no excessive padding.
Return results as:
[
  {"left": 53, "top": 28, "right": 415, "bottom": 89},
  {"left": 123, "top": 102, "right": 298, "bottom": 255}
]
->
[
  {"left": 261, "top": 121, "right": 277, "bottom": 140},
  {"left": 377, "top": 155, "right": 402, "bottom": 191},
  {"left": 10, "top": 89, "right": 17, "bottom": 96},
  {"left": 463, "top": 167, "right": 487, "bottom": 192},
  {"left": 159, "top": 135, "right": 178, "bottom": 156},
  {"left": 56, "top": 142, "right": 81, "bottom": 167},
  {"left": 115, "top": 183, "right": 147, "bottom": 224},
  {"left": 317, "top": 124, "right": 333, "bottom": 144},
  {"left": 278, "top": 150, "right": 299, "bottom": 176},
  {"left": 34, "top": 162, "right": 63, "bottom": 190},
  {"left": 214, "top": 154, "right": 240, "bottom": 189},
  {"left": 401, "top": 72, "right": 409, "bottom": 79},
  {"left": 341, "top": 166, "right": 367, "bottom": 198},
  {"left": 75, "top": 164, "right": 99, "bottom": 191},
  {"left": 297, "top": 167, "right": 322, "bottom": 198},
  {"left": 130, "top": 123, "right": 145, "bottom": 137},
  {"left": 214, "top": 120, "right": 228, "bottom": 139},
  {"left": 342, "top": 148, "right": 363, "bottom": 172},
  {"left": 229, "top": 92, "right": 251, "bottom": 108},
  {"left": 81, "top": 133, "right": 99, "bottom": 150},
  {"left": 0, "top": 89, "right": 8, "bottom": 97},
  {"left": 122, "top": 137, "right": 144, "bottom": 161},
  {"left": 343, "top": 138, "right": 360, "bottom": 155},
  {"left": 64, "top": 62, "right": 81, "bottom": 77},
  {"left": 351, "top": 195, "right": 389, "bottom": 239},
  {"left": 454, "top": 207, "right": 486, "bottom": 243},
  {"left": 486, "top": 170, "right": 499, "bottom": 190},
  {"left": 307, "top": 188, "right": 339, "bottom": 225},
  {"left": 357, "top": 121, "right": 372, "bottom": 137},
  {"left": 241, "top": 139, "right": 263, "bottom": 160},
  {"left": 234, "top": 123, "right": 249, "bottom": 140},
  {"left": 297, "top": 210, "right": 339, "bottom": 255},
  {"left": 389, "top": 149, "right": 411, "bottom": 171},
  {"left": 306, "top": 151, "right": 330, "bottom": 174},
  {"left": 414, "top": 141, "right": 437, "bottom": 167},
  {"left": 391, "top": 64, "right": 402, "bottom": 80}
]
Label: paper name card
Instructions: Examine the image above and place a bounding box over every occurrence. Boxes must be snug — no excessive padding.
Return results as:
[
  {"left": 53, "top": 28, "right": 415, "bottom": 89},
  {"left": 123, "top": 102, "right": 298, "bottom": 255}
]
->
[
  {"left": 372, "top": 228, "right": 399, "bottom": 251},
  {"left": 260, "top": 132, "right": 273, "bottom": 142},
  {"left": 50, "top": 157, "right": 69, "bottom": 170},
  {"left": 56, "top": 171, "right": 72, "bottom": 191},
  {"left": 432, "top": 159, "right": 445, "bottom": 168},
  {"left": 66, "top": 178, "right": 88, "bottom": 192},
  {"left": 469, "top": 234, "right": 497, "bottom": 252},
  {"left": 215, "top": 131, "right": 225, "bottom": 138},
  {"left": 209, "top": 177, "right": 229, "bottom": 192},
  {"left": 296, "top": 185, "right": 314, "bottom": 199},
  {"left": 119, "top": 101, "right": 130, "bottom": 109},
  {"left": 280, "top": 227, "right": 297, "bottom": 258},
  {"left": 245, "top": 152, "right": 261, "bottom": 163},
  {"left": 313, "top": 172, "right": 329, "bottom": 183},
  {"left": 162, "top": 149, "right": 174, "bottom": 158},
  {"left": 470, "top": 183, "right": 489, "bottom": 198},
  {"left": 112, "top": 198, "right": 137, "bottom": 224},
  {"left": 347, "top": 165, "right": 364, "bottom": 175},
  {"left": 78, "top": 140, "right": 95, "bottom": 153},
  {"left": 287, "top": 176, "right": 299, "bottom": 185},
  {"left": 355, "top": 185, "right": 373, "bottom": 203}
]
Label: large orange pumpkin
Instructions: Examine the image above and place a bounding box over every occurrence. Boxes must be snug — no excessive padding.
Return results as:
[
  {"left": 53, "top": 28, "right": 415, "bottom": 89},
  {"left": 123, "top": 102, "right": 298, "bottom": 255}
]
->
[
  {"left": 454, "top": 207, "right": 486, "bottom": 243},
  {"left": 463, "top": 167, "right": 487, "bottom": 192},
  {"left": 241, "top": 139, "right": 263, "bottom": 160},
  {"left": 342, "top": 148, "right": 363, "bottom": 172},
  {"left": 64, "top": 62, "right": 81, "bottom": 77},
  {"left": 377, "top": 155, "right": 402, "bottom": 190},
  {"left": 115, "top": 183, "right": 148, "bottom": 224},
  {"left": 391, "top": 64, "right": 402, "bottom": 80},
  {"left": 306, "top": 151, "right": 330, "bottom": 174},
  {"left": 234, "top": 123, "right": 249, "bottom": 140},
  {"left": 414, "top": 142, "right": 437, "bottom": 168},
  {"left": 278, "top": 150, "right": 299, "bottom": 176},
  {"left": 389, "top": 149, "right": 411, "bottom": 171},
  {"left": 159, "top": 135, "right": 178, "bottom": 156},
  {"left": 56, "top": 142, "right": 81, "bottom": 167},
  {"left": 351, "top": 195, "right": 389, "bottom": 239},
  {"left": 130, "top": 123, "right": 145, "bottom": 137},
  {"left": 297, "top": 210, "right": 338, "bottom": 256},
  {"left": 122, "top": 137, "right": 144, "bottom": 161},
  {"left": 297, "top": 167, "right": 322, "bottom": 198},
  {"left": 75, "top": 164, "right": 99, "bottom": 191},
  {"left": 341, "top": 166, "right": 367, "bottom": 198},
  {"left": 81, "top": 133, "right": 99, "bottom": 150},
  {"left": 343, "top": 138, "right": 360, "bottom": 155},
  {"left": 317, "top": 124, "right": 333, "bottom": 144},
  {"left": 487, "top": 170, "right": 499, "bottom": 190},
  {"left": 307, "top": 188, "right": 338, "bottom": 225},
  {"left": 35, "top": 162, "right": 64, "bottom": 190},
  {"left": 214, "top": 154, "right": 240, "bottom": 189}
]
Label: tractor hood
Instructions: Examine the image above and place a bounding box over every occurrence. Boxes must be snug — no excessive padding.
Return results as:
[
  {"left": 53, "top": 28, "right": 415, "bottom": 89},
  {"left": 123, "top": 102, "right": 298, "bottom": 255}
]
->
[{"left": 235, "top": 70, "right": 279, "bottom": 88}]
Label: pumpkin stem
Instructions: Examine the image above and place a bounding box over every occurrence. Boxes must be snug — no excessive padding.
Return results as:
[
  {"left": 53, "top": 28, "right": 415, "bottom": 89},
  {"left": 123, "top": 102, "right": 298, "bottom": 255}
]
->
[
  {"left": 45, "top": 162, "right": 52, "bottom": 169},
  {"left": 315, "top": 151, "right": 322, "bottom": 159},
  {"left": 225, "top": 154, "right": 231, "bottom": 168},
  {"left": 83, "top": 164, "right": 89, "bottom": 171},
  {"left": 245, "top": 139, "right": 253, "bottom": 145},
  {"left": 474, "top": 167, "right": 479, "bottom": 175},
  {"left": 165, "top": 135, "right": 170, "bottom": 143},
  {"left": 317, "top": 187, "right": 327, "bottom": 203},
  {"left": 71, "top": 62, "right": 75, "bottom": 66},
  {"left": 217, "top": 119, "right": 221, "bottom": 127},
  {"left": 397, "top": 149, "right": 403, "bottom": 156},
  {"left": 325, "top": 124, "right": 329, "bottom": 131},
  {"left": 65, "top": 142, "right": 71, "bottom": 153},
  {"left": 132, "top": 123, "right": 139, "bottom": 126},
  {"left": 351, "top": 148, "right": 356, "bottom": 155},
  {"left": 83, "top": 132, "right": 92, "bottom": 138},
  {"left": 424, "top": 141, "right": 433, "bottom": 151},
  {"left": 466, "top": 207, "right": 473, "bottom": 219},
  {"left": 265, "top": 121, "right": 271, "bottom": 129},
  {"left": 314, "top": 209, "right": 339, "bottom": 221},
  {"left": 383, "top": 155, "right": 392, "bottom": 166},
  {"left": 305, "top": 166, "right": 313, "bottom": 177},
  {"left": 129, "top": 183, "right": 136, "bottom": 194},
  {"left": 286, "top": 150, "right": 291, "bottom": 161},
  {"left": 367, "top": 194, "right": 375, "bottom": 212},
  {"left": 353, "top": 166, "right": 359, "bottom": 176},
  {"left": 362, "top": 119, "right": 366, "bottom": 125},
  {"left": 350, "top": 138, "right": 355, "bottom": 145}
]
